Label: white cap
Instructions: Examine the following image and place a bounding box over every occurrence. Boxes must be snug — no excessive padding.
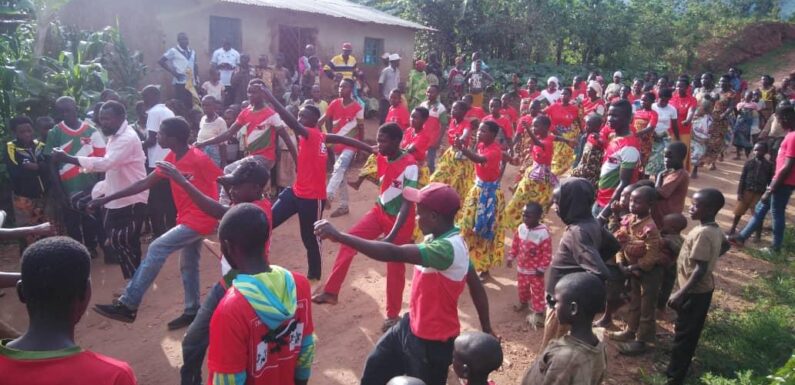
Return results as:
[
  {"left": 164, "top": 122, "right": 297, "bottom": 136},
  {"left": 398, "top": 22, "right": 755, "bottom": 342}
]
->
[
  {"left": 381, "top": 52, "right": 390, "bottom": 59},
  {"left": 613, "top": 71, "right": 623, "bottom": 78},
  {"left": 389, "top": 53, "right": 401, "bottom": 61}
]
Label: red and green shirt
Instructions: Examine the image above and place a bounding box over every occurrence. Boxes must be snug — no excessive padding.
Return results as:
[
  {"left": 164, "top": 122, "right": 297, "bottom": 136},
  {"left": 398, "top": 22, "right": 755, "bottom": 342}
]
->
[
  {"left": 235, "top": 106, "right": 285, "bottom": 162},
  {"left": 43, "top": 121, "right": 106, "bottom": 194},
  {"left": 597, "top": 135, "right": 640, "bottom": 206},
  {"left": 375, "top": 151, "right": 419, "bottom": 217}
]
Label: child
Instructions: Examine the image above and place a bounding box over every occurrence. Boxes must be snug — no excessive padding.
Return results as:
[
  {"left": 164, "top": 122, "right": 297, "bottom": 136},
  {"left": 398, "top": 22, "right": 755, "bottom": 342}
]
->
[
  {"left": 430, "top": 101, "right": 477, "bottom": 201},
  {"left": 656, "top": 213, "right": 688, "bottom": 316},
  {"left": 507, "top": 202, "right": 552, "bottom": 327},
  {"left": 284, "top": 83, "right": 302, "bottom": 109},
  {"left": 733, "top": 90, "right": 758, "bottom": 159},
  {"left": 729, "top": 141, "right": 773, "bottom": 235},
  {"left": 0, "top": 237, "right": 137, "bottom": 385},
  {"left": 90, "top": 117, "right": 222, "bottom": 329},
  {"left": 689, "top": 99, "right": 713, "bottom": 179},
  {"left": 197, "top": 95, "right": 228, "bottom": 168},
  {"left": 521, "top": 272, "right": 607, "bottom": 385},
  {"left": 34, "top": 116, "right": 54, "bottom": 143},
  {"left": 570, "top": 115, "right": 605, "bottom": 186},
  {"left": 207, "top": 204, "right": 315, "bottom": 385},
  {"left": 313, "top": 183, "right": 493, "bottom": 385},
  {"left": 608, "top": 186, "right": 662, "bottom": 355},
  {"left": 455, "top": 121, "right": 509, "bottom": 277},
  {"left": 504, "top": 115, "right": 570, "bottom": 231},
  {"left": 665, "top": 188, "right": 727, "bottom": 385},
  {"left": 385, "top": 88, "right": 411, "bottom": 131},
  {"left": 300, "top": 84, "right": 328, "bottom": 116},
  {"left": 452, "top": 331, "right": 503, "bottom": 385},
  {"left": 547, "top": 87, "right": 581, "bottom": 176},
  {"left": 501, "top": 92, "right": 519, "bottom": 134},
  {"left": 419, "top": 85, "right": 448, "bottom": 173},
  {"left": 3, "top": 116, "right": 48, "bottom": 253},
  {"left": 513, "top": 98, "right": 544, "bottom": 178},
  {"left": 201, "top": 68, "right": 224, "bottom": 102},
  {"left": 483, "top": 98, "right": 514, "bottom": 146},
  {"left": 652, "top": 141, "right": 690, "bottom": 228}
]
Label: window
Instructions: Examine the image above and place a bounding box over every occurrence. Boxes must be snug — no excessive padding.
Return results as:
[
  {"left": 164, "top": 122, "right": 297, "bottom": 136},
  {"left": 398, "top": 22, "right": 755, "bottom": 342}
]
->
[
  {"left": 209, "top": 16, "right": 242, "bottom": 52},
  {"left": 363, "top": 37, "right": 384, "bottom": 65}
]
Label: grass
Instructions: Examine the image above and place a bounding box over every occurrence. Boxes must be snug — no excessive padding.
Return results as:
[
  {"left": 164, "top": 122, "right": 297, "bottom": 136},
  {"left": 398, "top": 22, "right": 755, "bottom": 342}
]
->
[{"left": 739, "top": 40, "right": 795, "bottom": 84}]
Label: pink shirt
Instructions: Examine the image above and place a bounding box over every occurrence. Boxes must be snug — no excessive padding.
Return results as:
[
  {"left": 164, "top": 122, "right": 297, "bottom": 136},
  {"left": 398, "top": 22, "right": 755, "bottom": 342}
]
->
[{"left": 775, "top": 131, "right": 795, "bottom": 186}]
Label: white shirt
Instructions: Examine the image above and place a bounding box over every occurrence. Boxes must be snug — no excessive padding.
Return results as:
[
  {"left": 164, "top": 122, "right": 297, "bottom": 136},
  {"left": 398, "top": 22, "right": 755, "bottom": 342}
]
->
[
  {"left": 652, "top": 103, "right": 678, "bottom": 136},
  {"left": 201, "top": 81, "right": 224, "bottom": 101},
  {"left": 162, "top": 46, "right": 195, "bottom": 85},
  {"left": 198, "top": 115, "right": 228, "bottom": 142},
  {"left": 211, "top": 48, "right": 240, "bottom": 86},
  {"left": 78, "top": 121, "right": 149, "bottom": 209},
  {"left": 378, "top": 66, "right": 400, "bottom": 100},
  {"left": 145, "top": 104, "right": 175, "bottom": 167}
]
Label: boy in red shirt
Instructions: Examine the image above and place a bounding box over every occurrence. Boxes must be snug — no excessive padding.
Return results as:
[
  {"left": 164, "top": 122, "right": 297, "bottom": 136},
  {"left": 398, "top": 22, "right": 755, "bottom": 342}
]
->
[
  {"left": 91, "top": 117, "right": 222, "bottom": 330},
  {"left": 312, "top": 123, "right": 419, "bottom": 331},
  {"left": 208, "top": 204, "right": 315, "bottom": 385},
  {"left": 385, "top": 88, "right": 411, "bottom": 131},
  {"left": 0, "top": 237, "right": 137, "bottom": 385}
]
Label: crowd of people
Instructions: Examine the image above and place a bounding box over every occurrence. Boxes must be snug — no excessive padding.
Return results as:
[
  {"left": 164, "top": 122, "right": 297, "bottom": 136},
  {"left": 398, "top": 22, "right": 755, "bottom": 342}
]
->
[{"left": 2, "top": 32, "right": 795, "bottom": 385}]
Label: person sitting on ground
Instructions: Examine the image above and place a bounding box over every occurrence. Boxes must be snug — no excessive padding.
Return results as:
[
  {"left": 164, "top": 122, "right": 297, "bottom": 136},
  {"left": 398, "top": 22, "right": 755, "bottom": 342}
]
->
[
  {"left": 521, "top": 272, "right": 607, "bottom": 385},
  {"left": 452, "top": 331, "right": 503, "bottom": 385},
  {"left": 207, "top": 204, "right": 315, "bottom": 385},
  {"left": 313, "top": 182, "right": 494, "bottom": 385},
  {"left": 0, "top": 237, "right": 137, "bottom": 385}
]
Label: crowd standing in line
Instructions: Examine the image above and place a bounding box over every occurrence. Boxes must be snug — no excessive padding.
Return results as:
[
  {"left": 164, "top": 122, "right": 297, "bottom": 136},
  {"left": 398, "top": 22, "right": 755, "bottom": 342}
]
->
[{"left": 2, "top": 31, "right": 795, "bottom": 385}]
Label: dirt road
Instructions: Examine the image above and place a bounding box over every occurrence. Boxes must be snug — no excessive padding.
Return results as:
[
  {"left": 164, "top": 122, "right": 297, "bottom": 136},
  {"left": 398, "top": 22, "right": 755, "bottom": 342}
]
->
[{"left": 1, "top": 135, "right": 792, "bottom": 384}]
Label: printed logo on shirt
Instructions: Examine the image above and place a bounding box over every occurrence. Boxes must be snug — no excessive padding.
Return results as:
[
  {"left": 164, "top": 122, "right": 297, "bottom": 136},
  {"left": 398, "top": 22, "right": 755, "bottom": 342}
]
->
[
  {"left": 391, "top": 179, "right": 402, "bottom": 189},
  {"left": 255, "top": 341, "right": 268, "bottom": 372},
  {"left": 80, "top": 137, "right": 92, "bottom": 145}
]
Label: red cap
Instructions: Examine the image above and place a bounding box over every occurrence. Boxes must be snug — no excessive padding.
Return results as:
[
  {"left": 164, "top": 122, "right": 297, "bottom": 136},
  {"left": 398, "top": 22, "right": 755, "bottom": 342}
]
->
[
  {"left": 342, "top": 42, "right": 353, "bottom": 50},
  {"left": 403, "top": 183, "right": 461, "bottom": 217}
]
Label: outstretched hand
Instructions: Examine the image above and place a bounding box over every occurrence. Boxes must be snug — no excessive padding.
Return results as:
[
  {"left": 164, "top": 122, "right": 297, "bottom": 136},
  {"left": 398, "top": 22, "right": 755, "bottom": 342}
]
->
[
  {"left": 314, "top": 219, "right": 343, "bottom": 242},
  {"left": 155, "top": 161, "right": 187, "bottom": 184}
]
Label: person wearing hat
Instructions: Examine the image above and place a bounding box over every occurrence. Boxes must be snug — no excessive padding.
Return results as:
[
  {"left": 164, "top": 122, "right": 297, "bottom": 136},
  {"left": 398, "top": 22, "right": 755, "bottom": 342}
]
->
[
  {"left": 603, "top": 71, "right": 623, "bottom": 101},
  {"left": 407, "top": 59, "right": 429, "bottom": 110},
  {"left": 324, "top": 42, "right": 357, "bottom": 81},
  {"left": 379, "top": 53, "right": 401, "bottom": 124},
  {"left": 313, "top": 182, "right": 494, "bottom": 385},
  {"left": 151, "top": 156, "right": 275, "bottom": 385}
]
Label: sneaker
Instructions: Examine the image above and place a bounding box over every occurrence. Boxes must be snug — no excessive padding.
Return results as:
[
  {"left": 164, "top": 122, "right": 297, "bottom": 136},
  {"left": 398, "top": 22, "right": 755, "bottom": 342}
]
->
[
  {"left": 330, "top": 207, "right": 349, "bottom": 218},
  {"left": 167, "top": 313, "right": 197, "bottom": 330},
  {"left": 94, "top": 301, "right": 137, "bottom": 323}
]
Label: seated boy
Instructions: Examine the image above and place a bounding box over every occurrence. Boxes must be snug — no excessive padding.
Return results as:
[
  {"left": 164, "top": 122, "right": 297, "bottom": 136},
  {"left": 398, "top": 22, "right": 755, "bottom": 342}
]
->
[
  {"left": 452, "top": 331, "right": 503, "bottom": 385},
  {"left": 0, "top": 237, "right": 137, "bottom": 385},
  {"left": 207, "top": 204, "right": 315, "bottom": 385},
  {"left": 521, "top": 272, "right": 607, "bottom": 385}
]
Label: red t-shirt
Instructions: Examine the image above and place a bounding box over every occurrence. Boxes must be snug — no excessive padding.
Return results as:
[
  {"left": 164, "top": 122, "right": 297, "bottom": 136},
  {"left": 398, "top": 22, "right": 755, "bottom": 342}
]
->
[
  {"left": 234, "top": 106, "right": 283, "bottom": 162},
  {"left": 533, "top": 134, "right": 555, "bottom": 166},
  {"left": 632, "top": 109, "right": 659, "bottom": 134},
  {"left": 402, "top": 126, "right": 432, "bottom": 163},
  {"left": 516, "top": 115, "right": 533, "bottom": 136},
  {"left": 385, "top": 104, "right": 411, "bottom": 131},
  {"left": 208, "top": 271, "right": 313, "bottom": 385},
  {"left": 0, "top": 343, "right": 137, "bottom": 385},
  {"left": 475, "top": 142, "right": 502, "bottom": 182},
  {"left": 546, "top": 103, "right": 580, "bottom": 135},
  {"left": 670, "top": 94, "right": 697, "bottom": 135},
  {"left": 484, "top": 114, "right": 514, "bottom": 140},
  {"left": 157, "top": 148, "right": 222, "bottom": 235},
  {"left": 517, "top": 89, "right": 530, "bottom": 99},
  {"left": 447, "top": 118, "right": 472, "bottom": 147},
  {"left": 526, "top": 91, "right": 541, "bottom": 101},
  {"left": 325, "top": 98, "right": 363, "bottom": 154},
  {"left": 501, "top": 106, "right": 519, "bottom": 126},
  {"left": 775, "top": 131, "right": 795, "bottom": 186},
  {"left": 466, "top": 107, "right": 486, "bottom": 122},
  {"left": 572, "top": 85, "right": 587, "bottom": 101},
  {"left": 293, "top": 127, "right": 328, "bottom": 199}
]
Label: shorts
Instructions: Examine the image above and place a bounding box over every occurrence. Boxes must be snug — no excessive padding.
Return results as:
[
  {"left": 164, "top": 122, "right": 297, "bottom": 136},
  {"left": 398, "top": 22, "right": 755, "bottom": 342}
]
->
[{"left": 734, "top": 191, "right": 762, "bottom": 217}]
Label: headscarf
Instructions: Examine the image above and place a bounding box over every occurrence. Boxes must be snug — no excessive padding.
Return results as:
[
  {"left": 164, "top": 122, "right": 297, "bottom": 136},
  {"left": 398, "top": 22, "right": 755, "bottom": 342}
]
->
[
  {"left": 588, "top": 80, "right": 603, "bottom": 98},
  {"left": 555, "top": 177, "right": 595, "bottom": 225},
  {"left": 547, "top": 76, "right": 559, "bottom": 87}
]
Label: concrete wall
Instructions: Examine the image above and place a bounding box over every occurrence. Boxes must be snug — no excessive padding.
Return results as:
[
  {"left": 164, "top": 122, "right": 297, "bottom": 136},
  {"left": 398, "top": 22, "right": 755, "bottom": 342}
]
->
[{"left": 59, "top": 0, "right": 417, "bottom": 98}]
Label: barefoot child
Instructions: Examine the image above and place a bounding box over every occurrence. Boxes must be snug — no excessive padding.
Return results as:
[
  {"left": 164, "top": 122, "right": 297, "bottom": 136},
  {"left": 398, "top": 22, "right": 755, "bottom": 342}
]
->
[
  {"left": 452, "top": 331, "right": 503, "bottom": 385},
  {"left": 521, "top": 272, "right": 607, "bottom": 385},
  {"left": 656, "top": 213, "right": 688, "bottom": 316},
  {"left": 608, "top": 186, "right": 662, "bottom": 355},
  {"left": 729, "top": 142, "right": 773, "bottom": 235},
  {"left": 666, "top": 189, "right": 727, "bottom": 385},
  {"left": 506, "top": 202, "right": 551, "bottom": 327},
  {"left": 455, "top": 121, "right": 509, "bottom": 277}
]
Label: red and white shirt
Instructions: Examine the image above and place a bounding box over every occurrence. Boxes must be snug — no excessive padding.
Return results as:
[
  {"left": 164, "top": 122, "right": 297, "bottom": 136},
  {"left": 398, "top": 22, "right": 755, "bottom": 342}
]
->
[{"left": 325, "top": 98, "right": 364, "bottom": 154}]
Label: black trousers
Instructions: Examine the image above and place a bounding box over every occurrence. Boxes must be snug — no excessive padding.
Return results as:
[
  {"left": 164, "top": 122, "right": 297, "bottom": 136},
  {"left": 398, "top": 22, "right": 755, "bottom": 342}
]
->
[
  {"left": 104, "top": 203, "right": 147, "bottom": 279},
  {"left": 63, "top": 208, "right": 102, "bottom": 250},
  {"left": 666, "top": 291, "right": 714, "bottom": 385},
  {"left": 148, "top": 176, "right": 177, "bottom": 237},
  {"left": 174, "top": 83, "right": 193, "bottom": 111},
  {"left": 361, "top": 314, "right": 454, "bottom": 385},
  {"left": 657, "top": 263, "right": 677, "bottom": 310},
  {"left": 271, "top": 188, "right": 324, "bottom": 280},
  {"left": 378, "top": 98, "right": 389, "bottom": 125}
]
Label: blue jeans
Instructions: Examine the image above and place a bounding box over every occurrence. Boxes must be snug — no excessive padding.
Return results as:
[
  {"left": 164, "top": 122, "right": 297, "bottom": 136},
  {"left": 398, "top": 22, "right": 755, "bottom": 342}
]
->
[
  {"left": 180, "top": 282, "right": 226, "bottom": 385},
  {"left": 119, "top": 224, "right": 204, "bottom": 314},
  {"left": 738, "top": 185, "right": 794, "bottom": 251},
  {"left": 327, "top": 149, "right": 355, "bottom": 208}
]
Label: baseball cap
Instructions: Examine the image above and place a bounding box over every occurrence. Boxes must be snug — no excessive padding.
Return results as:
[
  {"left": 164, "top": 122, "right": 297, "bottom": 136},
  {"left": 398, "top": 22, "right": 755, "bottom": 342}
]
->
[
  {"left": 389, "top": 53, "right": 401, "bottom": 61},
  {"left": 342, "top": 42, "right": 353, "bottom": 50},
  {"left": 217, "top": 158, "right": 270, "bottom": 186},
  {"left": 403, "top": 183, "right": 461, "bottom": 217}
]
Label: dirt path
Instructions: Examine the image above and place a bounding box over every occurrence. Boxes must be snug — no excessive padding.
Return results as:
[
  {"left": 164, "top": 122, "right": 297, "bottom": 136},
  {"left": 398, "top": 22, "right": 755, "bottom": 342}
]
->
[{"left": 1, "top": 135, "right": 792, "bottom": 384}]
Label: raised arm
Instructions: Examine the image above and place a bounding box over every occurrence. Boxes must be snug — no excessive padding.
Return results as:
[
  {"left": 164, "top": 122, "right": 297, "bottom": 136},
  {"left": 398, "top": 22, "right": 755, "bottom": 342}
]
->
[{"left": 260, "top": 84, "right": 308, "bottom": 138}]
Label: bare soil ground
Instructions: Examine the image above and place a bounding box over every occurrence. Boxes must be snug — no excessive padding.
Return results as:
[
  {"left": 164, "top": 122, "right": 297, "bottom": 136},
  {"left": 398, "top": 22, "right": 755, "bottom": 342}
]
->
[{"left": 1, "top": 121, "right": 793, "bottom": 384}]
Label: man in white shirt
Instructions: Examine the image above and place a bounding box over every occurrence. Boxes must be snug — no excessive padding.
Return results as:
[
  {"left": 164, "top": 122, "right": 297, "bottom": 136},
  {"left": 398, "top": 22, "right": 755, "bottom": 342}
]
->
[
  {"left": 211, "top": 39, "right": 240, "bottom": 102},
  {"left": 51, "top": 101, "right": 148, "bottom": 279},
  {"left": 378, "top": 53, "right": 400, "bottom": 124},
  {"left": 141, "top": 85, "right": 177, "bottom": 236},
  {"left": 159, "top": 32, "right": 198, "bottom": 110}
]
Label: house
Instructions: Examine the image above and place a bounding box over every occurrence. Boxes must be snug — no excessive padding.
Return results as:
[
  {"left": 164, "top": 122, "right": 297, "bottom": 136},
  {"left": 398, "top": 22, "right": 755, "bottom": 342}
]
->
[{"left": 58, "top": 0, "right": 429, "bottom": 98}]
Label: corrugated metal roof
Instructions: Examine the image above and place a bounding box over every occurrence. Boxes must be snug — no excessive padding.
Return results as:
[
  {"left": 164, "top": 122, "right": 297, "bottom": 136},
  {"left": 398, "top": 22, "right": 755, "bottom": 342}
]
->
[{"left": 221, "top": 0, "right": 432, "bottom": 30}]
